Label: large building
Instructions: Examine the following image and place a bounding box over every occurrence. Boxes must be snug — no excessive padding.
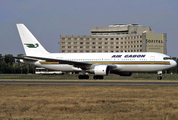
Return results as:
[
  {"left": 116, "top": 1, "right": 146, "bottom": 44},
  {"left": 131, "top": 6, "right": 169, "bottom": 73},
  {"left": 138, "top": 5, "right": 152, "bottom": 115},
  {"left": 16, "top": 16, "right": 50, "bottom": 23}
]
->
[{"left": 60, "top": 24, "right": 167, "bottom": 54}]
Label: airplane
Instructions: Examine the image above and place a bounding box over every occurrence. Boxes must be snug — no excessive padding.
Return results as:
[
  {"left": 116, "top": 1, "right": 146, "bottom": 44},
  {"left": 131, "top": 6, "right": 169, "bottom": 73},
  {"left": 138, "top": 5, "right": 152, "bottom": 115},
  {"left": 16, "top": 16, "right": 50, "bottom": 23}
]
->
[{"left": 15, "top": 24, "right": 177, "bottom": 80}]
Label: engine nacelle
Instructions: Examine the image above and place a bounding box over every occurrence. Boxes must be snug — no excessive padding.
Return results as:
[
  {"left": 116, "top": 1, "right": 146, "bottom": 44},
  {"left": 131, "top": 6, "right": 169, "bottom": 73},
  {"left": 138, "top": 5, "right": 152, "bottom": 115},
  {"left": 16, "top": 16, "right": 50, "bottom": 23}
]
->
[{"left": 94, "top": 65, "right": 110, "bottom": 76}]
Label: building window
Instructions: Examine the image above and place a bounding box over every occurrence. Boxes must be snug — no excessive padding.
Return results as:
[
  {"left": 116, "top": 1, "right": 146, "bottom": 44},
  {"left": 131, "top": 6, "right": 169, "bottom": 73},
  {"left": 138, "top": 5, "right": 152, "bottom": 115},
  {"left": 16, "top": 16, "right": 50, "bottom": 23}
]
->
[
  {"left": 92, "top": 42, "right": 95, "bottom": 44},
  {"left": 116, "top": 46, "right": 119, "bottom": 48},
  {"left": 86, "top": 46, "right": 90, "bottom": 48},
  {"left": 62, "top": 38, "right": 65, "bottom": 40},
  {"left": 105, "top": 38, "right": 108, "bottom": 40},
  {"left": 111, "top": 42, "right": 113, "bottom": 44},
  {"left": 99, "top": 38, "right": 102, "bottom": 40},
  {"left": 105, "top": 46, "right": 108, "bottom": 48},
  {"left": 62, "top": 50, "right": 65, "bottom": 52},
  {"left": 116, "top": 42, "right": 119, "bottom": 44},
  {"left": 92, "top": 50, "right": 96, "bottom": 52},
  {"left": 121, "top": 42, "right": 123, "bottom": 44},
  {"left": 74, "top": 46, "right": 77, "bottom": 48},
  {"left": 98, "top": 46, "right": 102, "bottom": 48},
  {"left": 98, "top": 42, "right": 102, "bottom": 44},
  {"left": 111, "top": 38, "right": 114, "bottom": 40},
  {"left": 68, "top": 50, "right": 71, "bottom": 52},
  {"left": 110, "top": 46, "right": 114, "bottom": 48},
  {"left": 92, "top": 38, "right": 95, "bottom": 40},
  {"left": 68, "top": 42, "right": 71, "bottom": 44},
  {"left": 74, "top": 42, "right": 77, "bottom": 44},
  {"left": 80, "top": 46, "right": 83, "bottom": 48},
  {"left": 80, "top": 42, "right": 83, "bottom": 44},
  {"left": 116, "top": 38, "right": 119, "bottom": 40},
  {"left": 86, "top": 42, "right": 89, "bottom": 44},
  {"left": 62, "top": 42, "right": 65, "bottom": 44},
  {"left": 140, "top": 40, "right": 142, "bottom": 43},
  {"left": 74, "top": 50, "right": 77, "bottom": 52},
  {"left": 105, "top": 42, "right": 108, "bottom": 44},
  {"left": 62, "top": 46, "right": 65, "bottom": 48},
  {"left": 80, "top": 50, "right": 83, "bottom": 52},
  {"left": 68, "top": 46, "right": 71, "bottom": 48},
  {"left": 92, "top": 46, "right": 96, "bottom": 48}
]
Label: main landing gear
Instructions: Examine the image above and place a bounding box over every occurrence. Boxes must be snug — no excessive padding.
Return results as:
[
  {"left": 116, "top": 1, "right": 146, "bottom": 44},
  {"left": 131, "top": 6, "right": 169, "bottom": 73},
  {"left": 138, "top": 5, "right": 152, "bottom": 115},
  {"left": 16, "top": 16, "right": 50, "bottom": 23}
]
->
[
  {"left": 78, "top": 75, "right": 104, "bottom": 80},
  {"left": 93, "top": 75, "right": 104, "bottom": 80},
  {"left": 78, "top": 75, "right": 89, "bottom": 79},
  {"left": 157, "top": 71, "right": 162, "bottom": 80}
]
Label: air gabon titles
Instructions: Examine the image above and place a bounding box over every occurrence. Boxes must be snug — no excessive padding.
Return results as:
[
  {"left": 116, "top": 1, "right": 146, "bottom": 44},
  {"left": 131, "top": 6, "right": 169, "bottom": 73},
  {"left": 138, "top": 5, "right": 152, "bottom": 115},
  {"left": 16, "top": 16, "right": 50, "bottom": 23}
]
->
[{"left": 112, "top": 54, "right": 146, "bottom": 58}]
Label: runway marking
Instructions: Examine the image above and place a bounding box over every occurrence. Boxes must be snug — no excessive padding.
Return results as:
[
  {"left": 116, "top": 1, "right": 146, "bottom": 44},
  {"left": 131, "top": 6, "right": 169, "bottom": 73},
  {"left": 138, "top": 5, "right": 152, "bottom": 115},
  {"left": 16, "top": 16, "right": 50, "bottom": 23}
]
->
[
  {"left": 1, "top": 79, "right": 178, "bottom": 82},
  {"left": 1, "top": 81, "right": 178, "bottom": 86}
]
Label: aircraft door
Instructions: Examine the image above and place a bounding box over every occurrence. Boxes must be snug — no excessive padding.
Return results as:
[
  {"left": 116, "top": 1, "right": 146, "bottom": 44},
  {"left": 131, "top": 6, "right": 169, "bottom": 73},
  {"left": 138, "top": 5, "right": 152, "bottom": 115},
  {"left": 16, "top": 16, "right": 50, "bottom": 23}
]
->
[{"left": 150, "top": 56, "right": 155, "bottom": 61}]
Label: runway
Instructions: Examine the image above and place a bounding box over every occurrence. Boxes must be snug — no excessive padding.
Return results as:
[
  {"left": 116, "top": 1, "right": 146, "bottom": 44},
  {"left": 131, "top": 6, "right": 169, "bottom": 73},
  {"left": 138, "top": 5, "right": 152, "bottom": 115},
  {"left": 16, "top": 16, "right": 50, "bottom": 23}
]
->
[{"left": 1, "top": 80, "right": 178, "bottom": 86}]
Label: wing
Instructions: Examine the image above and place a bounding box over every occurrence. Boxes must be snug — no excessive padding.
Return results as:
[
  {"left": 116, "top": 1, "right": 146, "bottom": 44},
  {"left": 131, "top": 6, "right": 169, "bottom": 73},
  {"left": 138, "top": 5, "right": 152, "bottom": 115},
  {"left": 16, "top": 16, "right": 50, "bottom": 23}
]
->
[
  {"left": 25, "top": 56, "right": 92, "bottom": 69},
  {"left": 14, "top": 56, "right": 118, "bottom": 70},
  {"left": 13, "top": 56, "right": 38, "bottom": 62}
]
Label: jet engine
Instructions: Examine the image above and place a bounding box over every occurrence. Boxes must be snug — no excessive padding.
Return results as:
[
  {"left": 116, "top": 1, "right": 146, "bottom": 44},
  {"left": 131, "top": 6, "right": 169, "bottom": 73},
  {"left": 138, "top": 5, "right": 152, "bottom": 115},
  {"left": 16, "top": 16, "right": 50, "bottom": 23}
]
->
[{"left": 93, "top": 65, "right": 110, "bottom": 76}]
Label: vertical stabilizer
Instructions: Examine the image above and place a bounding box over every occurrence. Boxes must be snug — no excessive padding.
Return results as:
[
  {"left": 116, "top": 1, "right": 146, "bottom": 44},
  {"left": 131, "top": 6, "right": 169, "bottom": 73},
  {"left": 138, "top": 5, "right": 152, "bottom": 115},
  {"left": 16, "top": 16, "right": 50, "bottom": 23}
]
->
[{"left": 16, "top": 24, "right": 49, "bottom": 56}]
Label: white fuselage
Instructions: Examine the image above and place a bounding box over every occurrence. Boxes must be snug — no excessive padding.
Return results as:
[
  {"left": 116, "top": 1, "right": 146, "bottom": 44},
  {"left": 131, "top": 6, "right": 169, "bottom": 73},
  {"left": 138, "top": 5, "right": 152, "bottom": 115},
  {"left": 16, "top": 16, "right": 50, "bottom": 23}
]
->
[{"left": 23, "top": 52, "right": 177, "bottom": 73}]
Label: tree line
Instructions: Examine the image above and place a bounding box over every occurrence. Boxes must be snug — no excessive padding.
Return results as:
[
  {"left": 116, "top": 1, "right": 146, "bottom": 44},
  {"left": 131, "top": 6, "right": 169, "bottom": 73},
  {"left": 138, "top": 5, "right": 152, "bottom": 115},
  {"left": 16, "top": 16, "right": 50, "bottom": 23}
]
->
[
  {"left": 0, "top": 54, "right": 177, "bottom": 74},
  {"left": 0, "top": 54, "right": 35, "bottom": 74}
]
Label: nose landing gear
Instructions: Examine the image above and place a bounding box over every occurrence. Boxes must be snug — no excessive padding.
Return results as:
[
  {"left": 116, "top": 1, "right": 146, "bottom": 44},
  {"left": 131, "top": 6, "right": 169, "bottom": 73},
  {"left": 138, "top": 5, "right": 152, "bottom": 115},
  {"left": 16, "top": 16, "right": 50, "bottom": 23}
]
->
[{"left": 157, "top": 71, "right": 162, "bottom": 80}]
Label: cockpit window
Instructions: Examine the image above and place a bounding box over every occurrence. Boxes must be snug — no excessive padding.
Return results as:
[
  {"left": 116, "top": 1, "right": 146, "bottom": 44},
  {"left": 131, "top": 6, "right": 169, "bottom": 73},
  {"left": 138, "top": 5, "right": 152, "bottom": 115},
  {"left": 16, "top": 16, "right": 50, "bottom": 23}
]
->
[{"left": 163, "top": 57, "right": 172, "bottom": 60}]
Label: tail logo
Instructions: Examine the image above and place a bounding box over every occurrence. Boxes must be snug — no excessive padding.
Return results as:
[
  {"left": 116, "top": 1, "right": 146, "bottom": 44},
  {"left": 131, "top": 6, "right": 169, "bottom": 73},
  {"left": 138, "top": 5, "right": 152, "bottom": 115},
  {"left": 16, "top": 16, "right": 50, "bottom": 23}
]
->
[{"left": 25, "top": 43, "right": 39, "bottom": 48}]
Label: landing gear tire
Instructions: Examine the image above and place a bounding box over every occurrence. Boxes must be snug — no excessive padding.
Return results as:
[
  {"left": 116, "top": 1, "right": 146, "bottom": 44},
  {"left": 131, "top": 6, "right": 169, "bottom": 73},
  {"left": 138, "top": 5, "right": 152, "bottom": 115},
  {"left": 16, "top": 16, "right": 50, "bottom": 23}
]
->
[
  {"left": 93, "top": 75, "right": 104, "bottom": 80},
  {"left": 157, "top": 76, "right": 162, "bottom": 80},
  {"left": 78, "top": 75, "right": 89, "bottom": 79}
]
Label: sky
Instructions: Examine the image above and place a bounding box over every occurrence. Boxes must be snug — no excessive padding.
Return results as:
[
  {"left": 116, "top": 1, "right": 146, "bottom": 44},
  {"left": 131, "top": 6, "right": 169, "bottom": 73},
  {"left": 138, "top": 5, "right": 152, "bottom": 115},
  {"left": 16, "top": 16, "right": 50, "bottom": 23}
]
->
[{"left": 0, "top": 0, "right": 178, "bottom": 57}]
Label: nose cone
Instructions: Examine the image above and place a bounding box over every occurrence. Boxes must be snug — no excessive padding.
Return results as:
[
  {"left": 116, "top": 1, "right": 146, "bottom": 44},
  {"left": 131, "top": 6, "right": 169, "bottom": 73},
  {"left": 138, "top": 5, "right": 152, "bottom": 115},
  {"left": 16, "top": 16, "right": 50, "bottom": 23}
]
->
[{"left": 170, "top": 60, "right": 177, "bottom": 67}]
